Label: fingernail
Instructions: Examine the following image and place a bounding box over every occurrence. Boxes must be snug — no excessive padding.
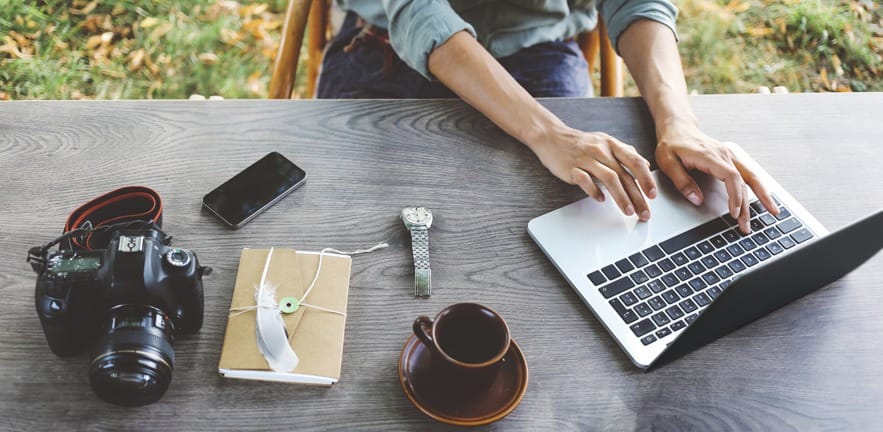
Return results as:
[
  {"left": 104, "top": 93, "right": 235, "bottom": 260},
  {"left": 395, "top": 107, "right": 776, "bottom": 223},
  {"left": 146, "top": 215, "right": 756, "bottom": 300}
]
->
[
  {"left": 640, "top": 210, "right": 651, "bottom": 221},
  {"left": 625, "top": 205, "right": 635, "bottom": 216},
  {"left": 687, "top": 192, "right": 701, "bottom": 206},
  {"left": 648, "top": 188, "right": 657, "bottom": 199}
]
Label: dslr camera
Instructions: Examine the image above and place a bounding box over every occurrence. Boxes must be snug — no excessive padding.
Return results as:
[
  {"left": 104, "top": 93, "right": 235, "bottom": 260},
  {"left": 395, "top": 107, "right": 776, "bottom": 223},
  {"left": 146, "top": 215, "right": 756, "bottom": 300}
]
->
[{"left": 31, "top": 224, "right": 210, "bottom": 406}]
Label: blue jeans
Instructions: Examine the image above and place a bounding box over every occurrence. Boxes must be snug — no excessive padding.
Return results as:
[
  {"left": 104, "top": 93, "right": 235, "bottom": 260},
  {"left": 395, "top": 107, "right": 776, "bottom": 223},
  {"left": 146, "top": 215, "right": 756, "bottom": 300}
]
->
[{"left": 317, "top": 12, "right": 591, "bottom": 99}]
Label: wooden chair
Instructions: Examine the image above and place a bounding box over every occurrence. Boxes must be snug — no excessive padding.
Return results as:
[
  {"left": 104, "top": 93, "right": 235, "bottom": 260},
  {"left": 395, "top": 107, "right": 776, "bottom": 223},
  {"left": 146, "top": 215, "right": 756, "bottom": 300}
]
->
[{"left": 269, "top": 0, "right": 624, "bottom": 99}]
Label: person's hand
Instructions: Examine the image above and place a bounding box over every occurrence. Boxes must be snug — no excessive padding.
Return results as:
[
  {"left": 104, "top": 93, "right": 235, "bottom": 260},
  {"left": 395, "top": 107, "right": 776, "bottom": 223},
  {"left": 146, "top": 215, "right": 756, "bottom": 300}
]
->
[
  {"left": 530, "top": 126, "right": 657, "bottom": 221},
  {"left": 655, "top": 122, "right": 779, "bottom": 233}
]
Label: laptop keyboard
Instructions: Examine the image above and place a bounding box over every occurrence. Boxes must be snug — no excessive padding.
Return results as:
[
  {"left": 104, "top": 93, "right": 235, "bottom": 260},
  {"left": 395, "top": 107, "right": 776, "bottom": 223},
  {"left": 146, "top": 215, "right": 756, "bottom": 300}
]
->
[{"left": 587, "top": 196, "right": 815, "bottom": 347}]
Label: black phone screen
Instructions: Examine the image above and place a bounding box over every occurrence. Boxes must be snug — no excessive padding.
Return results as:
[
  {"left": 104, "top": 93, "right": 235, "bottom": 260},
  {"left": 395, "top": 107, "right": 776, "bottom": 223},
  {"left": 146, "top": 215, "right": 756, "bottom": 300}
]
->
[{"left": 202, "top": 152, "right": 307, "bottom": 228}]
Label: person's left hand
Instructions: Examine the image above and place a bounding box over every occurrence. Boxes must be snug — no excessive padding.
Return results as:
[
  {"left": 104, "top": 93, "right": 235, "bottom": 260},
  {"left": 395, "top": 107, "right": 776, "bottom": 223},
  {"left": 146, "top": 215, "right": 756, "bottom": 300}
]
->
[{"left": 654, "top": 122, "right": 779, "bottom": 233}]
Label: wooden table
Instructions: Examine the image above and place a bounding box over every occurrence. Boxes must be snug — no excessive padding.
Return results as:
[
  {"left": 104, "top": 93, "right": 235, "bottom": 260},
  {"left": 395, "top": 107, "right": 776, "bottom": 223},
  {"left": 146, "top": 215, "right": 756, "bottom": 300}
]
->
[{"left": 1, "top": 94, "right": 881, "bottom": 430}]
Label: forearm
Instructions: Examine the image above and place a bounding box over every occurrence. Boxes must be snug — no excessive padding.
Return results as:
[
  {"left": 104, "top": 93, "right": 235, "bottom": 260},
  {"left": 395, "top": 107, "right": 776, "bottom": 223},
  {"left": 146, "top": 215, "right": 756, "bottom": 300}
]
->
[
  {"left": 617, "top": 19, "right": 697, "bottom": 135},
  {"left": 427, "top": 31, "right": 569, "bottom": 150}
]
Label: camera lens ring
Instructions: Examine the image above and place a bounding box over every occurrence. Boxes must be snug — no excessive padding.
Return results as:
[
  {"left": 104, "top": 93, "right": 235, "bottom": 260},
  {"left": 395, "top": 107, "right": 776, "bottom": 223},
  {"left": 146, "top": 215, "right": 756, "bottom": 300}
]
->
[{"left": 88, "top": 304, "right": 175, "bottom": 406}]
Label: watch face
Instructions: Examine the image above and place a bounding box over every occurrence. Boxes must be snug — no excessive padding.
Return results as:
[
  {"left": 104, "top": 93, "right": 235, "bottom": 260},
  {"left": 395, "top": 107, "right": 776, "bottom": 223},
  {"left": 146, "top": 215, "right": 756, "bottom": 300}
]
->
[{"left": 403, "top": 207, "right": 432, "bottom": 225}]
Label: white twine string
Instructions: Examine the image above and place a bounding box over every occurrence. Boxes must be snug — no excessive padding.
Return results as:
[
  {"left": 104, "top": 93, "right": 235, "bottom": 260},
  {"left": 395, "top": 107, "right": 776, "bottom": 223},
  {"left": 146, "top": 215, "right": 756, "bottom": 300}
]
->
[{"left": 228, "top": 242, "right": 389, "bottom": 320}]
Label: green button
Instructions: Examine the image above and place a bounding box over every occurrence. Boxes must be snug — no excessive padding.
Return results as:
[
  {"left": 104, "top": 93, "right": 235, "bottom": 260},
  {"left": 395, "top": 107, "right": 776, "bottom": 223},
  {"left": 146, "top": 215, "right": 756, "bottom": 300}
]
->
[{"left": 279, "top": 297, "right": 300, "bottom": 314}]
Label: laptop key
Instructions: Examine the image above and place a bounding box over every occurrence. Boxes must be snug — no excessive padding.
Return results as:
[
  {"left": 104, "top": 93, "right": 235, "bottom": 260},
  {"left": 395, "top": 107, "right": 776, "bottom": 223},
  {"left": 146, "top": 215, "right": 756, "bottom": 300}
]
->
[
  {"left": 728, "top": 260, "right": 747, "bottom": 273},
  {"left": 714, "top": 250, "right": 732, "bottom": 262},
  {"left": 722, "top": 229, "right": 741, "bottom": 243},
  {"left": 631, "top": 270, "right": 650, "bottom": 284},
  {"left": 662, "top": 290, "right": 680, "bottom": 304},
  {"left": 767, "top": 242, "right": 784, "bottom": 255},
  {"left": 710, "top": 235, "right": 727, "bottom": 248},
  {"left": 670, "top": 320, "right": 686, "bottom": 331},
  {"left": 726, "top": 243, "right": 745, "bottom": 257},
  {"left": 629, "top": 252, "right": 650, "bottom": 268},
  {"left": 672, "top": 253, "right": 688, "bottom": 267},
  {"left": 776, "top": 207, "right": 792, "bottom": 220},
  {"left": 616, "top": 258, "right": 635, "bottom": 273},
  {"left": 680, "top": 298, "right": 698, "bottom": 313},
  {"left": 701, "top": 256, "right": 719, "bottom": 268},
  {"left": 661, "top": 273, "right": 679, "bottom": 287},
  {"left": 599, "top": 277, "right": 635, "bottom": 298},
  {"left": 641, "top": 334, "right": 658, "bottom": 345},
  {"left": 688, "top": 262, "right": 706, "bottom": 275},
  {"left": 697, "top": 241, "right": 715, "bottom": 254},
  {"left": 631, "top": 318, "right": 657, "bottom": 337},
  {"left": 741, "top": 254, "right": 759, "bottom": 267},
  {"left": 660, "top": 217, "right": 729, "bottom": 254},
  {"left": 702, "top": 271, "right": 721, "bottom": 285},
  {"left": 645, "top": 264, "right": 662, "bottom": 278},
  {"left": 648, "top": 297, "right": 667, "bottom": 311},
  {"left": 635, "top": 285, "right": 652, "bottom": 299},
  {"left": 779, "top": 237, "right": 796, "bottom": 249},
  {"left": 688, "top": 277, "right": 707, "bottom": 292},
  {"left": 764, "top": 227, "right": 782, "bottom": 240},
  {"left": 651, "top": 312, "right": 670, "bottom": 326},
  {"left": 685, "top": 313, "right": 699, "bottom": 324},
  {"left": 665, "top": 305, "right": 685, "bottom": 320},
  {"left": 750, "top": 219, "right": 764, "bottom": 232},
  {"left": 760, "top": 213, "right": 777, "bottom": 226},
  {"left": 635, "top": 303, "right": 653, "bottom": 317},
  {"left": 647, "top": 280, "right": 666, "bottom": 293},
  {"left": 658, "top": 258, "right": 675, "bottom": 272},
  {"left": 684, "top": 247, "right": 702, "bottom": 260},
  {"left": 754, "top": 248, "right": 772, "bottom": 261},
  {"left": 715, "top": 265, "right": 734, "bottom": 279},
  {"left": 601, "top": 264, "right": 621, "bottom": 280},
  {"left": 792, "top": 228, "right": 813, "bottom": 244},
  {"left": 611, "top": 299, "right": 638, "bottom": 323},
  {"left": 675, "top": 268, "right": 693, "bottom": 281},
  {"left": 749, "top": 200, "right": 765, "bottom": 214},
  {"left": 739, "top": 238, "right": 757, "bottom": 251},
  {"left": 752, "top": 232, "right": 770, "bottom": 246},
  {"left": 655, "top": 327, "right": 672, "bottom": 339},
  {"left": 588, "top": 271, "right": 607, "bottom": 285},
  {"left": 778, "top": 217, "right": 802, "bottom": 234},
  {"left": 676, "top": 284, "right": 693, "bottom": 298},
  {"left": 694, "top": 292, "right": 711, "bottom": 306},
  {"left": 620, "top": 291, "right": 638, "bottom": 306},
  {"left": 708, "top": 286, "right": 722, "bottom": 299}
]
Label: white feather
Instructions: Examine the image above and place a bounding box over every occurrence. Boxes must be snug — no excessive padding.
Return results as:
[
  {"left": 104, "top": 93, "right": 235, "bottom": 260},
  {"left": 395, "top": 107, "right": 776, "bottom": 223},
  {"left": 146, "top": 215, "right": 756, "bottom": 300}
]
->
[{"left": 254, "top": 249, "right": 299, "bottom": 372}]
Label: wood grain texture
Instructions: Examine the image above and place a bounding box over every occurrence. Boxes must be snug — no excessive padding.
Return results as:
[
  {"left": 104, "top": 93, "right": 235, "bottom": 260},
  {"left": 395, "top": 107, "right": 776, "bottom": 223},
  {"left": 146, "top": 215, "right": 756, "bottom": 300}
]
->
[{"left": 1, "top": 94, "right": 881, "bottom": 431}]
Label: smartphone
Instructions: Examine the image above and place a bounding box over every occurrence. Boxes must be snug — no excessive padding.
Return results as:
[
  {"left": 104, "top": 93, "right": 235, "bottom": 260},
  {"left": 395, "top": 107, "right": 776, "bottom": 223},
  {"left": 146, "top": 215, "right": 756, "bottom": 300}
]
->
[{"left": 202, "top": 152, "right": 307, "bottom": 229}]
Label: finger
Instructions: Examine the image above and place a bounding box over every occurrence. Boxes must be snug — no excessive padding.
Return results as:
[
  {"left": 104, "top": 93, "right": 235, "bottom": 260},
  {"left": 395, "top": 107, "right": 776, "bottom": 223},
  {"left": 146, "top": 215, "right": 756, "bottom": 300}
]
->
[
  {"left": 681, "top": 151, "right": 745, "bottom": 218},
  {"left": 738, "top": 184, "right": 751, "bottom": 234},
  {"left": 656, "top": 150, "right": 703, "bottom": 206},
  {"left": 586, "top": 163, "right": 636, "bottom": 216},
  {"left": 736, "top": 160, "right": 779, "bottom": 216},
  {"left": 611, "top": 142, "right": 657, "bottom": 199},
  {"left": 600, "top": 155, "right": 651, "bottom": 221},
  {"left": 570, "top": 168, "right": 604, "bottom": 202}
]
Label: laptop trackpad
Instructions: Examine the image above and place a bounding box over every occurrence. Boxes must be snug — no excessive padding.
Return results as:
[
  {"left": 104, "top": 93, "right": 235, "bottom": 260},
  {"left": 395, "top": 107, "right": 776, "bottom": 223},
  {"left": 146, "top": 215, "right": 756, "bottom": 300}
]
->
[{"left": 529, "top": 170, "right": 735, "bottom": 272}]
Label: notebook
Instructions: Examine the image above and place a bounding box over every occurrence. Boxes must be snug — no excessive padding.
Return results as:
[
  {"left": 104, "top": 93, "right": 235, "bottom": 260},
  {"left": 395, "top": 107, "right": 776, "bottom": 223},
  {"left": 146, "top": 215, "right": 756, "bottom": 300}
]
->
[
  {"left": 528, "top": 142, "right": 883, "bottom": 368},
  {"left": 218, "top": 248, "right": 351, "bottom": 385}
]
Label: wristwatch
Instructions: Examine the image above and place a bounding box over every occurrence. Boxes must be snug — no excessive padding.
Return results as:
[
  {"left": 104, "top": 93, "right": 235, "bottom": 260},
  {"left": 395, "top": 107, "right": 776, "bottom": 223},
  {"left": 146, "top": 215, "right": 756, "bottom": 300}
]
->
[{"left": 401, "top": 206, "right": 433, "bottom": 297}]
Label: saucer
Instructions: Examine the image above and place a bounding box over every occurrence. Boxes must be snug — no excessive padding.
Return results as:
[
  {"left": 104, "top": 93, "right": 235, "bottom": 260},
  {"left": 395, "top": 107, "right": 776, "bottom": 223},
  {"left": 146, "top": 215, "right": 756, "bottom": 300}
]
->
[{"left": 398, "top": 334, "right": 529, "bottom": 426}]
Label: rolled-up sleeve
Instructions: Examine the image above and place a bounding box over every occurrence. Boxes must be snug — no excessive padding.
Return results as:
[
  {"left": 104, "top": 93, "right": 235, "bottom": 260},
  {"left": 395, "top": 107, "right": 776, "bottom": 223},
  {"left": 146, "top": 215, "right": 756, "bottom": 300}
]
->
[
  {"left": 599, "top": 0, "right": 679, "bottom": 54},
  {"left": 383, "top": 0, "right": 476, "bottom": 79}
]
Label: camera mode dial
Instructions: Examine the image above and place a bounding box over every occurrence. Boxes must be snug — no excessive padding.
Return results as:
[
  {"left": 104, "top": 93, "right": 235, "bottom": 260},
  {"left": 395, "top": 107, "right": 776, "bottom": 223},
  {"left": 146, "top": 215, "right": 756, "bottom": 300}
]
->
[{"left": 164, "top": 249, "right": 191, "bottom": 268}]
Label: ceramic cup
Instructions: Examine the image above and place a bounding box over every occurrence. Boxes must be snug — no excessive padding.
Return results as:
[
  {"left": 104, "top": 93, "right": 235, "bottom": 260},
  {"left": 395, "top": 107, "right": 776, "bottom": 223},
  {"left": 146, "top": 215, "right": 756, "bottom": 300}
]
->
[{"left": 412, "top": 303, "right": 511, "bottom": 388}]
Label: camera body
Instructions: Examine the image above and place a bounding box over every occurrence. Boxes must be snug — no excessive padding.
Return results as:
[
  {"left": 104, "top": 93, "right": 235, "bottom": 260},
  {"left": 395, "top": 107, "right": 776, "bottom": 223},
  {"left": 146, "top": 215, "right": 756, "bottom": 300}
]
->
[{"left": 34, "top": 226, "right": 207, "bottom": 406}]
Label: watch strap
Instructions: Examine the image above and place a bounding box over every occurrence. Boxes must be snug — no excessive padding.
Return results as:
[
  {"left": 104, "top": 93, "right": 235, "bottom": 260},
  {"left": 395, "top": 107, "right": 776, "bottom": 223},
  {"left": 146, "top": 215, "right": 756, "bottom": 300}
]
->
[{"left": 409, "top": 226, "right": 431, "bottom": 297}]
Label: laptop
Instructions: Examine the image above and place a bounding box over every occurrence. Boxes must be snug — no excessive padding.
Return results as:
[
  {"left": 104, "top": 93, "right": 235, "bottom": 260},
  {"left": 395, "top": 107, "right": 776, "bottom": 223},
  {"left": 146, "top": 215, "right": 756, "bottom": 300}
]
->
[{"left": 528, "top": 143, "right": 883, "bottom": 369}]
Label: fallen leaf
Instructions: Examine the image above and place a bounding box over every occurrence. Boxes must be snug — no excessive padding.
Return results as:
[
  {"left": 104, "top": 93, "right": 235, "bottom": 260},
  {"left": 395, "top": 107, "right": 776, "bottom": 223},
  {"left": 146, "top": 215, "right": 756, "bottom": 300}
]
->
[
  {"left": 149, "top": 22, "right": 173, "bottom": 40},
  {"left": 85, "top": 34, "right": 103, "bottom": 50},
  {"left": 128, "top": 48, "right": 145, "bottom": 72},
  {"left": 141, "top": 17, "right": 159, "bottom": 29},
  {"left": 198, "top": 52, "right": 219, "bottom": 64}
]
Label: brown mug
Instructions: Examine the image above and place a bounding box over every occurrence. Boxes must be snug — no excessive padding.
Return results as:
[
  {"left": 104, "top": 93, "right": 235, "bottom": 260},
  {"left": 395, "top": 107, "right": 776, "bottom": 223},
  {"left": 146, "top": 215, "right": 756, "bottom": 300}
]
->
[{"left": 412, "top": 303, "right": 511, "bottom": 389}]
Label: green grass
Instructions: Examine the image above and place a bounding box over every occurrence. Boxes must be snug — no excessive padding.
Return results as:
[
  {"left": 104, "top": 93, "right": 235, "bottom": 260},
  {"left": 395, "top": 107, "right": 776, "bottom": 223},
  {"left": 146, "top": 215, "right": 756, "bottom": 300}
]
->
[{"left": 1, "top": 0, "right": 881, "bottom": 99}]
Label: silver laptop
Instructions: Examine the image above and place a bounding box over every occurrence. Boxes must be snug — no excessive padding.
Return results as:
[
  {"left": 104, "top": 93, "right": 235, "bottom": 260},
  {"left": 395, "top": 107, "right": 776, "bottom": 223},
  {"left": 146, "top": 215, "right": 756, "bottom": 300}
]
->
[{"left": 528, "top": 143, "right": 828, "bottom": 368}]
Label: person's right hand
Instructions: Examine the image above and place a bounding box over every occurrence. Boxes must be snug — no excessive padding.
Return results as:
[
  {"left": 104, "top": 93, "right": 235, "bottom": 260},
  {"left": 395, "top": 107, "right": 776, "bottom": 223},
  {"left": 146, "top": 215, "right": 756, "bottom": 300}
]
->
[{"left": 529, "top": 126, "right": 658, "bottom": 221}]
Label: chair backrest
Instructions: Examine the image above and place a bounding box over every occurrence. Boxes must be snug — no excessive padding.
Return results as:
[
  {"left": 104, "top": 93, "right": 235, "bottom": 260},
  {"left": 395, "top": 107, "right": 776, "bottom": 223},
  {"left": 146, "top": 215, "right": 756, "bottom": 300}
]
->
[{"left": 270, "top": 0, "right": 623, "bottom": 99}]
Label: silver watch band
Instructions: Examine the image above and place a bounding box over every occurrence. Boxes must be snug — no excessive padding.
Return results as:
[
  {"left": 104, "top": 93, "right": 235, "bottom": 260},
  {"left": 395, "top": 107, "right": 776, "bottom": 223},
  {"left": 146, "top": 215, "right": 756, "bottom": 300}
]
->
[{"left": 409, "top": 226, "right": 431, "bottom": 297}]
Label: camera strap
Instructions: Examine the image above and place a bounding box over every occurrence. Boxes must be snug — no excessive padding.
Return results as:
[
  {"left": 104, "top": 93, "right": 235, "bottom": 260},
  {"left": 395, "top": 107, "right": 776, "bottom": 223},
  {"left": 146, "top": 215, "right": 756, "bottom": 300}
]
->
[
  {"left": 63, "top": 186, "right": 164, "bottom": 251},
  {"left": 27, "top": 186, "right": 166, "bottom": 273}
]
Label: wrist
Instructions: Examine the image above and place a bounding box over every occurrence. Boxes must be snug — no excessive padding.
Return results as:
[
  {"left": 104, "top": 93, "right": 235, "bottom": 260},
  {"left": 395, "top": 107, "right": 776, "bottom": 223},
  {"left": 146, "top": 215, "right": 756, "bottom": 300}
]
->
[{"left": 655, "top": 112, "right": 699, "bottom": 140}]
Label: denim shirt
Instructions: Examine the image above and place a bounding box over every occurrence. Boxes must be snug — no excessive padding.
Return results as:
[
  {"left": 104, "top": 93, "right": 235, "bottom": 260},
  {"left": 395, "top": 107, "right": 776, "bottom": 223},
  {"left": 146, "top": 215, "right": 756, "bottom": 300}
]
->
[{"left": 339, "top": 0, "right": 678, "bottom": 79}]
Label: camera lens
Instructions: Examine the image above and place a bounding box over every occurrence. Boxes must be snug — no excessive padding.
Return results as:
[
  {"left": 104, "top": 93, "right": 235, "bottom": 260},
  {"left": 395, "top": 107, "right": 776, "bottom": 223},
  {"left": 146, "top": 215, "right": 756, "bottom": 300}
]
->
[{"left": 89, "top": 305, "right": 175, "bottom": 406}]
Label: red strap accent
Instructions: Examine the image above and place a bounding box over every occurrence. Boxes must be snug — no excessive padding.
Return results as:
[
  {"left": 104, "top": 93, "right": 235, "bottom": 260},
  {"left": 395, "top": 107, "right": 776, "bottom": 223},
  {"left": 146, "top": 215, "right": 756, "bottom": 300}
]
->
[{"left": 63, "top": 186, "right": 163, "bottom": 250}]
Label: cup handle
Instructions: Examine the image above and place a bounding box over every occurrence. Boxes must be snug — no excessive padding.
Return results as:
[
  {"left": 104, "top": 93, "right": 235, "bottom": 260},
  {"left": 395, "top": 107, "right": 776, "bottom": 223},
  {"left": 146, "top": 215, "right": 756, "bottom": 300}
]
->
[{"left": 413, "top": 316, "right": 434, "bottom": 348}]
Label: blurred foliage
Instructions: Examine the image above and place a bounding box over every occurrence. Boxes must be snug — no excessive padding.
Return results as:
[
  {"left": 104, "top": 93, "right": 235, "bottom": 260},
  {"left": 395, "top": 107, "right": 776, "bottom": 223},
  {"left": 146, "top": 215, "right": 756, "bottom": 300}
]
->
[{"left": 0, "top": 0, "right": 881, "bottom": 100}]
